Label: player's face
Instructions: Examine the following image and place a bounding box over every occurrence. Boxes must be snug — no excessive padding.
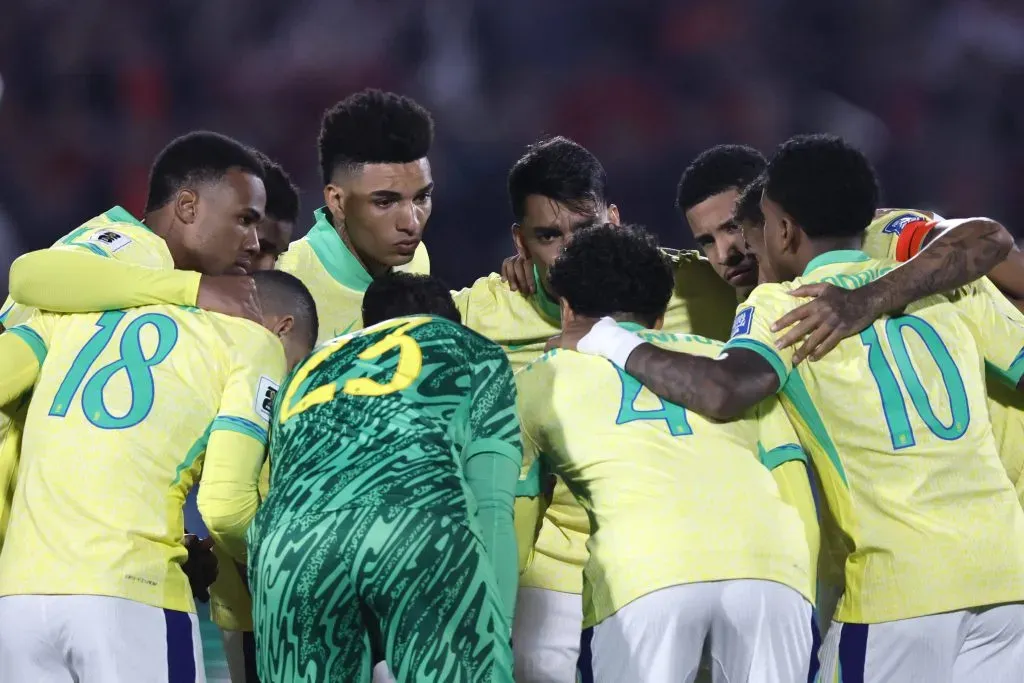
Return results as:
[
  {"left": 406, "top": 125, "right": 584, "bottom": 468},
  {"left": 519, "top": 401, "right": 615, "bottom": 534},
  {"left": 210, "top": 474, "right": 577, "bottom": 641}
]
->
[
  {"left": 328, "top": 159, "right": 433, "bottom": 276},
  {"left": 759, "top": 192, "right": 800, "bottom": 282},
  {"left": 686, "top": 189, "right": 758, "bottom": 290},
  {"left": 251, "top": 218, "right": 294, "bottom": 272},
  {"left": 740, "top": 220, "right": 777, "bottom": 284},
  {"left": 184, "top": 169, "right": 264, "bottom": 275},
  {"left": 514, "top": 195, "right": 619, "bottom": 296}
]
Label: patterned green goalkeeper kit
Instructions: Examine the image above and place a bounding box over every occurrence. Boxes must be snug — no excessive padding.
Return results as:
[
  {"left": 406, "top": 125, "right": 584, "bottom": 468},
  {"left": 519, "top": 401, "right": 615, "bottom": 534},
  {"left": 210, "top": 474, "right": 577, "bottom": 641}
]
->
[{"left": 248, "top": 315, "right": 522, "bottom": 683}]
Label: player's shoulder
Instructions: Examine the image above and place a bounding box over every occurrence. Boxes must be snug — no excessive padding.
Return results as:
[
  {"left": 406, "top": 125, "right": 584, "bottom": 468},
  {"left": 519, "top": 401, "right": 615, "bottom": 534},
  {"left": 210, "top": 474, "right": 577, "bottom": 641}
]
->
[
  {"left": 867, "top": 209, "right": 934, "bottom": 238},
  {"left": 663, "top": 248, "right": 718, "bottom": 281},
  {"left": 276, "top": 235, "right": 314, "bottom": 274},
  {"left": 57, "top": 207, "right": 165, "bottom": 256},
  {"left": 639, "top": 328, "right": 724, "bottom": 358},
  {"left": 394, "top": 241, "right": 430, "bottom": 275}
]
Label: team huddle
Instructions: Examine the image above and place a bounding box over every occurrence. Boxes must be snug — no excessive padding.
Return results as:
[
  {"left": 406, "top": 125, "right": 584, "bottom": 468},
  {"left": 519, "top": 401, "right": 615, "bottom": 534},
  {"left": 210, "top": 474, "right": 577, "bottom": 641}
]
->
[{"left": 0, "top": 87, "right": 1022, "bottom": 683}]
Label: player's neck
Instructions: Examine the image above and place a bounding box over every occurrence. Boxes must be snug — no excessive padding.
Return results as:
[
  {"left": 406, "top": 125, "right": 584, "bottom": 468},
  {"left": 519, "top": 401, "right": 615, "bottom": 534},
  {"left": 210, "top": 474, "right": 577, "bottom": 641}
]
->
[
  {"left": 143, "top": 210, "right": 192, "bottom": 270},
  {"left": 798, "top": 236, "right": 864, "bottom": 273},
  {"left": 334, "top": 221, "right": 390, "bottom": 279}
]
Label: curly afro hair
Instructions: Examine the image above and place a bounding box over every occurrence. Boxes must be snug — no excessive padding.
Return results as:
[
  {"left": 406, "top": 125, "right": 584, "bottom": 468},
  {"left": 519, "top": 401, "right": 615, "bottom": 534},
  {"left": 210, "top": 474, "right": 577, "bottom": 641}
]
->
[
  {"left": 319, "top": 89, "right": 434, "bottom": 185},
  {"left": 676, "top": 144, "right": 766, "bottom": 214},
  {"left": 764, "top": 134, "right": 879, "bottom": 237},
  {"left": 548, "top": 223, "right": 673, "bottom": 328}
]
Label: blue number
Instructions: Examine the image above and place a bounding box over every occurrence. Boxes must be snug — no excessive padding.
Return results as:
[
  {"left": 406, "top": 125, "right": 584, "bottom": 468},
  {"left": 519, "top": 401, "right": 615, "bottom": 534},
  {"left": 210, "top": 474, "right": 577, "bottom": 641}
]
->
[
  {"left": 860, "top": 315, "right": 970, "bottom": 450},
  {"left": 614, "top": 366, "right": 692, "bottom": 436},
  {"left": 49, "top": 311, "right": 179, "bottom": 429}
]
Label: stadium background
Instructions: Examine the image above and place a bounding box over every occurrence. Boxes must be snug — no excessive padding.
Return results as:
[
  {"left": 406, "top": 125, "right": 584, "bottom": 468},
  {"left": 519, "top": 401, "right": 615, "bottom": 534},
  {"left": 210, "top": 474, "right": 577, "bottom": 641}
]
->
[{"left": 0, "top": 0, "right": 1023, "bottom": 679}]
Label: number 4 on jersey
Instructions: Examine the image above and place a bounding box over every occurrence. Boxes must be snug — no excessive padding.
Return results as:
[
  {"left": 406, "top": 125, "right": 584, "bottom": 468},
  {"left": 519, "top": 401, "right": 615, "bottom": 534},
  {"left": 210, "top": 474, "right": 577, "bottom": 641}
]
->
[{"left": 614, "top": 366, "right": 693, "bottom": 436}]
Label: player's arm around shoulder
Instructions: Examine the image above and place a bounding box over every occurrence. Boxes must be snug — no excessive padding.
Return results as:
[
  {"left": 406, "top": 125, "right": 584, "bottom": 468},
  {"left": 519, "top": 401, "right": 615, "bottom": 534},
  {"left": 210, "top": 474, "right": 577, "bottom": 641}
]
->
[
  {"left": 8, "top": 221, "right": 201, "bottom": 313},
  {"left": 196, "top": 326, "right": 286, "bottom": 563}
]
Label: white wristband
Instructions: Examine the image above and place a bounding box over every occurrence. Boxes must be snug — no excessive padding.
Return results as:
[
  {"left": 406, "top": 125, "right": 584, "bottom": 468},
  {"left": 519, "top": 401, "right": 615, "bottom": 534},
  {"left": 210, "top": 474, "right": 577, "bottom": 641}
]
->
[{"left": 577, "top": 317, "right": 645, "bottom": 368}]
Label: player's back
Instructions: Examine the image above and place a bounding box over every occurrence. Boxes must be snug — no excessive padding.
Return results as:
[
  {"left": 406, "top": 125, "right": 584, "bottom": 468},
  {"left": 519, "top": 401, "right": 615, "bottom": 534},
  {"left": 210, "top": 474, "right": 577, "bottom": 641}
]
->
[
  {"left": 0, "top": 305, "right": 283, "bottom": 613},
  {"left": 728, "top": 253, "right": 1024, "bottom": 622},
  {"left": 263, "top": 315, "right": 517, "bottom": 525},
  {"left": 517, "top": 326, "right": 812, "bottom": 627}
]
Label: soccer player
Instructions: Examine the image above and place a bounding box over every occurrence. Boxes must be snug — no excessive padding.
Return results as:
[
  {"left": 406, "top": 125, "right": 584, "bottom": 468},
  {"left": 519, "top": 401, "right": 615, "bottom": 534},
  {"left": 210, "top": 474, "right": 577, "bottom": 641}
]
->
[
  {"left": 207, "top": 149, "right": 301, "bottom": 683},
  {"left": 555, "top": 134, "right": 1024, "bottom": 682},
  {"left": 251, "top": 150, "right": 301, "bottom": 271},
  {"left": 248, "top": 272, "right": 520, "bottom": 683},
  {"left": 0, "top": 269, "right": 317, "bottom": 682},
  {"left": 0, "top": 132, "right": 272, "bottom": 551},
  {"left": 276, "top": 88, "right": 433, "bottom": 342},
  {"left": 461, "top": 136, "right": 737, "bottom": 683},
  {"left": 517, "top": 222, "right": 818, "bottom": 681},
  {"left": 676, "top": 144, "right": 764, "bottom": 299}
]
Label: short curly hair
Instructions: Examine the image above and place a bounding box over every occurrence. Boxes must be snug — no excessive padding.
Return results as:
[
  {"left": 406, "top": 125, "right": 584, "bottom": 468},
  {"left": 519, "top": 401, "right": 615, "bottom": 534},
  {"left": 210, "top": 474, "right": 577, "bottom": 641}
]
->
[
  {"left": 676, "top": 144, "right": 766, "bottom": 214},
  {"left": 319, "top": 89, "right": 434, "bottom": 185},
  {"left": 252, "top": 150, "right": 299, "bottom": 224},
  {"left": 508, "top": 136, "right": 608, "bottom": 223},
  {"left": 146, "top": 131, "right": 264, "bottom": 213},
  {"left": 362, "top": 272, "right": 460, "bottom": 327},
  {"left": 733, "top": 176, "right": 765, "bottom": 227},
  {"left": 764, "top": 134, "right": 879, "bottom": 237},
  {"left": 548, "top": 223, "right": 673, "bottom": 328}
]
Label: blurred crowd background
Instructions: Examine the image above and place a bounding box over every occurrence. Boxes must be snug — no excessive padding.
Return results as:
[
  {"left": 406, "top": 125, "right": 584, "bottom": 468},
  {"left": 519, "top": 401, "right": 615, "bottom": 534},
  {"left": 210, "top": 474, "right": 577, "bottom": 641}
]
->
[
  {"left": 2, "top": 0, "right": 1024, "bottom": 294},
  {"left": 2, "top": 0, "right": 1023, "bottom": 678}
]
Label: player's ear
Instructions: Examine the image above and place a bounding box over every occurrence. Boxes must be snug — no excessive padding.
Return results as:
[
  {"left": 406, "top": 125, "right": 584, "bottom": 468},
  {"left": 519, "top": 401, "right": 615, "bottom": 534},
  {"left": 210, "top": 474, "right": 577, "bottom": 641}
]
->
[
  {"left": 323, "top": 184, "right": 346, "bottom": 225},
  {"left": 558, "top": 297, "right": 575, "bottom": 323},
  {"left": 780, "top": 214, "right": 800, "bottom": 254},
  {"left": 174, "top": 189, "right": 199, "bottom": 225},
  {"left": 606, "top": 204, "right": 621, "bottom": 227},
  {"left": 512, "top": 224, "right": 531, "bottom": 260},
  {"left": 270, "top": 314, "right": 295, "bottom": 340}
]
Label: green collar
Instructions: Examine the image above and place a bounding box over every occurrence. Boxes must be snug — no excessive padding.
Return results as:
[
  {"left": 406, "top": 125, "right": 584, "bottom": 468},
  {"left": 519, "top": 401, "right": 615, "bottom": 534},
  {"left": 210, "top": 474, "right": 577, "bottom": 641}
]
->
[
  {"left": 617, "top": 321, "right": 646, "bottom": 332},
  {"left": 306, "top": 207, "right": 374, "bottom": 292},
  {"left": 106, "top": 206, "right": 149, "bottom": 231},
  {"left": 803, "top": 249, "right": 870, "bottom": 276},
  {"left": 531, "top": 264, "right": 562, "bottom": 323}
]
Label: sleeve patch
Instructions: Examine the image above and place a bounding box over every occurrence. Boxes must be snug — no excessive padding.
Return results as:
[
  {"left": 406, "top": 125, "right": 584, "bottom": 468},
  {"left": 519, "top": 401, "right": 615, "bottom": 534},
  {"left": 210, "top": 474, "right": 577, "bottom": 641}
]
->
[
  {"left": 881, "top": 213, "right": 922, "bottom": 236},
  {"left": 731, "top": 307, "right": 754, "bottom": 338},
  {"left": 255, "top": 375, "right": 279, "bottom": 422},
  {"left": 88, "top": 230, "right": 133, "bottom": 253}
]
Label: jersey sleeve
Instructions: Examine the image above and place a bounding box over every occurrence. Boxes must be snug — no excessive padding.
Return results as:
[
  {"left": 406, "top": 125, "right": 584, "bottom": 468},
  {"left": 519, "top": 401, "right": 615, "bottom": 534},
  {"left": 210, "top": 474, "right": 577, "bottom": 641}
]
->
[
  {"left": 721, "top": 285, "right": 796, "bottom": 389},
  {"left": 195, "top": 330, "right": 287, "bottom": 562},
  {"left": 953, "top": 283, "right": 1024, "bottom": 387},
  {"left": 0, "top": 313, "right": 55, "bottom": 406},
  {"left": 8, "top": 227, "right": 201, "bottom": 314},
  {"left": 755, "top": 395, "right": 807, "bottom": 470},
  {"left": 862, "top": 210, "right": 934, "bottom": 262}
]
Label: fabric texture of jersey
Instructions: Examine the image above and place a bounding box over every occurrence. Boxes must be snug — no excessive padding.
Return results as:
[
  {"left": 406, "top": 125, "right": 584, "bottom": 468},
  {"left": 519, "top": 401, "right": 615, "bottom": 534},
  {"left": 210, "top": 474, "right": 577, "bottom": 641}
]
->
[
  {"left": 865, "top": 210, "right": 1024, "bottom": 508},
  {"left": 251, "top": 505, "right": 513, "bottom": 683},
  {"left": 455, "top": 251, "right": 738, "bottom": 595},
  {"left": 276, "top": 207, "right": 430, "bottom": 344},
  {"left": 518, "top": 325, "right": 813, "bottom": 628},
  {"left": 0, "top": 207, "right": 176, "bottom": 550},
  {"left": 0, "top": 303, "right": 285, "bottom": 614},
  {"left": 724, "top": 250, "right": 1024, "bottom": 623}
]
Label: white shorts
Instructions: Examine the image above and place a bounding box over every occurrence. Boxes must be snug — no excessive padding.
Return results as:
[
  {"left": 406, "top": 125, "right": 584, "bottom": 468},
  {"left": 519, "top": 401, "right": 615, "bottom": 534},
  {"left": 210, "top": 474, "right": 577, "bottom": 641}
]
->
[
  {"left": 513, "top": 587, "right": 583, "bottom": 683},
  {"left": 819, "top": 603, "right": 1024, "bottom": 683},
  {"left": 583, "top": 579, "right": 815, "bottom": 683},
  {"left": 0, "top": 594, "right": 205, "bottom": 683}
]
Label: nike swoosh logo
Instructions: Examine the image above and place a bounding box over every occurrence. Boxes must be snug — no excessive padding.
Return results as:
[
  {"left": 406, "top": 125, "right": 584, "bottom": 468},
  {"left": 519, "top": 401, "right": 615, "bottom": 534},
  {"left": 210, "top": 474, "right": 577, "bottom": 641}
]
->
[{"left": 332, "top": 320, "right": 358, "bottom": 337}]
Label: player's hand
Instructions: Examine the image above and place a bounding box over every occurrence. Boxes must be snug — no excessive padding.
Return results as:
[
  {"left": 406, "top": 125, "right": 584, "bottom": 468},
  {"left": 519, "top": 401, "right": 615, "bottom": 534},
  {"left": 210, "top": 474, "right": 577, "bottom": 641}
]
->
[
  {"left": 182, "top": 534, "right": 218, "bottom": 603},
  {"left": 772, "top": 283, "right": 881, "bottom": 364},
  {"left": 500, "top": 254, "right": 535, "bottom": 294},
  {"left": 197, "top": 275, "right": 263, "bottom": 324}
]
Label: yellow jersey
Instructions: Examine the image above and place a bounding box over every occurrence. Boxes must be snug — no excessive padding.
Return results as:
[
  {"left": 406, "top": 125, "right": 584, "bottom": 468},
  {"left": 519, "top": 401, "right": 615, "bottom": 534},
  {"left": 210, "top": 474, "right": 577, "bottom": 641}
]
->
[
  {"left": 0, "top": 304, "right": 285, "bottom": 614},
  {"left": 0, "top": 207, "right": 177, "bottom": 549},
  {"left": 454, "top": 251, "right": 737, "bottom": 594},
  {"left": 277, "top": 207, "right": 430, "bottom": 344},
  {"left": 865, "top": 210, "right": 1024, "bottom": 507},
  {"left": 724, "top": 249, "right": 1024, "bottom": 623},
  {"left": 517, "top": 325, "right": 814, "bottom": 627}
]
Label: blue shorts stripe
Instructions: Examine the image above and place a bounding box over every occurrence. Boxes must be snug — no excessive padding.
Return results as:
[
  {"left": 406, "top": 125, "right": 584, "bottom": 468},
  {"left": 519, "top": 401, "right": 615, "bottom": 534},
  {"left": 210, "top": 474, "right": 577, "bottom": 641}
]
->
[
  {"left": 164, "top": 608, "right": 196, "bottom": 683},
  {"left": 577, "top": 626, "right": 594, "bottom": 683},
  {"left": 837, "top": 622, "right": 868, "bottom": 683}
]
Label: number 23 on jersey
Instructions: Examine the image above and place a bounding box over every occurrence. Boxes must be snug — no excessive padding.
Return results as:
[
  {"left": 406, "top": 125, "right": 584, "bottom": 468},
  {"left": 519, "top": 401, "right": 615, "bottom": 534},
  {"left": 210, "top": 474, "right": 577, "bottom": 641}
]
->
[{"left": 278, "top": 316, "right": 431, "bottom": 424}]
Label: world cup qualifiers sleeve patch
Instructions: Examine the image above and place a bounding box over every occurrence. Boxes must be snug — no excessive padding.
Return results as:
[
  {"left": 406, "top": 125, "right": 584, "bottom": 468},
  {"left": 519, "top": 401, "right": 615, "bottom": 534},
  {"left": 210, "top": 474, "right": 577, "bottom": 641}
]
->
[
  {"left": 882, "top": 213, "right": 922, "bottom": 236},
  {"left": 731, "top": 307, "right": 754, "bottom": 338},
  {"left": 88, "top": 230, "right": 133, "bottom": 253},
  {"left": 255, "top": 376, "right": 280, "bottom": 422}
]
